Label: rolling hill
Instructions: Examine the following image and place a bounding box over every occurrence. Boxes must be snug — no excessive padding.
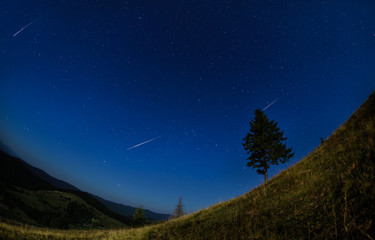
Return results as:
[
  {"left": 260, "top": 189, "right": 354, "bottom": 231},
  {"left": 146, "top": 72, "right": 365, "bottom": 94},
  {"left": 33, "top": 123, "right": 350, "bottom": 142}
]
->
[
  {"left": 92, "top": 195, "right": 170, "bottom": 221},
  {"left": 0, "top": 149, "right": 131, "bottom": 228},
  {"left": 0, "top": 141, "right": 170, "bottom": 222}
]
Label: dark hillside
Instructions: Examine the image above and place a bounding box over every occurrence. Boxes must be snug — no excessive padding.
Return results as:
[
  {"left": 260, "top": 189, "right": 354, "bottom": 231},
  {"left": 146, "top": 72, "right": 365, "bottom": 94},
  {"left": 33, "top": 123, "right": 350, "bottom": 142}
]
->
[
  {"left": 0, "top": 151, "right": 53, "bottom": 191},
  {"left": 24, "top": 162, "right": 79, "bottom": 191},
  {"left": 0, "top": 150, "right": 130, "bottom": 228},
  {"left": 66, "top": 190, "right": 132, "bottom": 225}
]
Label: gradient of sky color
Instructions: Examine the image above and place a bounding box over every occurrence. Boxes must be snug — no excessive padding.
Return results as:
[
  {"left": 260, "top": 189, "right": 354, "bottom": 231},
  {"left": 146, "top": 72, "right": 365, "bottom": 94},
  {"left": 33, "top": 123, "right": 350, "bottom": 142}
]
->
[{"left": 1, "top": 0, "right": 375, "bottom": 214}]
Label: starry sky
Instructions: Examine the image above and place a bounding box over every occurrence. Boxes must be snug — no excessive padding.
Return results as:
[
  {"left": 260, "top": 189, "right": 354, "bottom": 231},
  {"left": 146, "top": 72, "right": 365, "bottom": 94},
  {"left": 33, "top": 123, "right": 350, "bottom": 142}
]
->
[{"left": 1, "top": 0, "right": 375, "bottom": 214}]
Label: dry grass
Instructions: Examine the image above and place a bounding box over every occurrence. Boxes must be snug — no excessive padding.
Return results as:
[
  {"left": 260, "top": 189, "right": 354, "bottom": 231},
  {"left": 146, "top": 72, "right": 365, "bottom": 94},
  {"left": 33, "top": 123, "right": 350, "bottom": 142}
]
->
[{"left": 0, "top": 221, "right": 153, "bottom": 240}]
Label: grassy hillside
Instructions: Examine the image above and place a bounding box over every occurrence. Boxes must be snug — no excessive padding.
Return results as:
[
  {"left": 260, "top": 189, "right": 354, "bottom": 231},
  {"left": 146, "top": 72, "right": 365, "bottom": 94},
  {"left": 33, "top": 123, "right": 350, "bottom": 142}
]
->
[
  {"left": 144, "top": 92, "right": 375, "bottom": 239},
  {"left": 0, "top": 221, "right": 151, "bottom": 240},
  {"left": 1, "top": 91, "right": 374, "bottom": 239}
]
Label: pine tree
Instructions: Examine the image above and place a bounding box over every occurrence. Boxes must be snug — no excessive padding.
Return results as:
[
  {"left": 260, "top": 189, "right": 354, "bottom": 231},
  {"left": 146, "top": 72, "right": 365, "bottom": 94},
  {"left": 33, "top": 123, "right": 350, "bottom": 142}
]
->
[
  {"left": 172, "top": 197, "right": 185, "bottom": 218},
  {"left": 242, "top": 109, "right": 294, "bottom": 184},
  {"left": 133, "top": 205, "right": 146, "bottom": 226}
]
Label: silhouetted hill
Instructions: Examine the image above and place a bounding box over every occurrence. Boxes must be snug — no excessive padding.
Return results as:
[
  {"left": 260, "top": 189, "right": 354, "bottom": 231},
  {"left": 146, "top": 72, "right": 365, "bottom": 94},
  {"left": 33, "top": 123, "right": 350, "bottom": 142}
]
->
[
  {"left": 0, "top": 150, "right": 53, "bottom": 191},
  {"left": 0, "top": 142, "right": 168, "bottom": 224},
  {"left": 0, "top": 141, "right": 77, "bottom": 191},
  {"left": 22, "top": 160, "right": 79, "bottom": 191},
  {"left": 0, "top": 149, "right": 131, "bottom": 228},
  {"left": 93, "top": 195, "right": 170, "bottom": 221}
]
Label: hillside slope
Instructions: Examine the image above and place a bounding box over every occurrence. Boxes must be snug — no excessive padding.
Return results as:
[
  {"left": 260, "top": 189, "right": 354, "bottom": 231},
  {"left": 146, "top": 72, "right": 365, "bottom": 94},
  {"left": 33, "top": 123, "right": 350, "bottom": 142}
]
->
[
  {"left": 0, "top": 141, "right": 169, "bottom": 221},
  {"left": 145, "top": 92, "right": 375, "bottom": 239},
  {"left": 23, "top": 161, "right": 79, "bottom": 191},
  {"left": 0, "top": 151, "right": 131, "bottom": 228}
]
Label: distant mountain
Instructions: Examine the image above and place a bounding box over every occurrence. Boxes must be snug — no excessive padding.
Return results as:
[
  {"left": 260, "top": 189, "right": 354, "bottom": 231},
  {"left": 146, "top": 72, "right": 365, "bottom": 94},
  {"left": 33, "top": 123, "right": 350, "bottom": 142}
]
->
[
  {"left": 0, "top": 150, "right": 54, "bottom": 191},
  {"left": 0, "top": 149, "right": 131, "bottom": 228},
  {"left": 0, "top": 140, "right": 78, "bottom": 191},
  {"left": 92, "top": 195, "right": 170, "bottom": 221},
  {"left": 0, "top": 142, "right": 170, "bottom": 222}
]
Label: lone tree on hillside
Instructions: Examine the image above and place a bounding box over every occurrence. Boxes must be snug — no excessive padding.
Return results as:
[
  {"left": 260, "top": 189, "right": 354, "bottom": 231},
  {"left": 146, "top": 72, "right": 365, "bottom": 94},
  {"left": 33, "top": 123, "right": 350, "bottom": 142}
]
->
[
  {"left": 133, "top": 205, "right": 146, "bottom": 226},
  {"left": 242, "top": 109, "right": 294, "bottom": 184},
  {"left": 172, "top": 197, "right": 185, "bottom": 219}
]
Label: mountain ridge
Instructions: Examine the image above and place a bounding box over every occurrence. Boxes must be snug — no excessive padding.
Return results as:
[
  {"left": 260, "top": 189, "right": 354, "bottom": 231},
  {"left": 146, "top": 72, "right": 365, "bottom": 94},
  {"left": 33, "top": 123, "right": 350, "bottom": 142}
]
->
[
  {"left": 92, "top": 194, "right": 170, "bottom": 221},
  {"left": 0, "top": 149, "right": 131, "bottom": 227},
  {"left": 0, "top": 140, "right": 169, "bottom": 221}
]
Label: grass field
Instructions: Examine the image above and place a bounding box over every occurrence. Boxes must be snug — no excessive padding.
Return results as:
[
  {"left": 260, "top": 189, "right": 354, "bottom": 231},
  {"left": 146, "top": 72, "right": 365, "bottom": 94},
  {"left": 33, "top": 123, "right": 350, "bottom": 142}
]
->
[
  {"left": 1, "top": 92, "right": 374, "bottom": 239},
  {"left": 0, "top": 221, "right": 150, "bottom": 240}
]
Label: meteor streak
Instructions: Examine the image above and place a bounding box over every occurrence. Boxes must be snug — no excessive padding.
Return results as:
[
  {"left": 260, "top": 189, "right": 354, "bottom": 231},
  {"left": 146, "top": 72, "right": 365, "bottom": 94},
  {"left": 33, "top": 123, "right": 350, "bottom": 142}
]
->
[
  {"left": 262, "top": 98, "right": 279, "bottom": 111},
  {"left": 13, "top": 17, "right": 40, "bottom": 37},
  {"left": 127, "top": 136, "right": 162, "bottom": 150}
]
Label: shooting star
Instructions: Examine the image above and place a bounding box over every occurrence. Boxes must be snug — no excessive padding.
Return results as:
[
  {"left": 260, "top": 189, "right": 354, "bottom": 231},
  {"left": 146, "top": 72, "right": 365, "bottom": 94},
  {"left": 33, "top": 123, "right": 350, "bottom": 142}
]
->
[
  {"left": 262, "top": 98, "right": 279, "bottom": 111},
  {"left": 127, "top": 136, "right": 162, "bottom": 150},
  {"left": 13, "top": 16, "right": 41, "bottom": 37}
]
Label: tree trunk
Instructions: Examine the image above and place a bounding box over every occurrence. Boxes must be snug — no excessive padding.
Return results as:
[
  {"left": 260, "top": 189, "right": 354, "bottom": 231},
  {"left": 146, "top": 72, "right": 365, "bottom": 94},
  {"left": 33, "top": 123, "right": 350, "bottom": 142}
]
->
[{"left": 265, "top": 168, "right": 268, "bottom": 184}]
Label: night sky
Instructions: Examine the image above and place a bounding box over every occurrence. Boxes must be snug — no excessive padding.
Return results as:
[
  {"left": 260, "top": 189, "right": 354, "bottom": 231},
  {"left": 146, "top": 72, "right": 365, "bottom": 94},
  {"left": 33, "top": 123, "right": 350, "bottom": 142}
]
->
[{"left": 1, "top": 0, "right": 375, "bottom": 214}]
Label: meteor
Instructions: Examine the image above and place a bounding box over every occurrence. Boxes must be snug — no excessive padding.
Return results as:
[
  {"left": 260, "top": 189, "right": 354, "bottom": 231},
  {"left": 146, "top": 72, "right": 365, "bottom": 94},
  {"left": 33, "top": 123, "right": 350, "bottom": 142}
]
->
[
  {"left": 127, "top": 136, "right": 162, "bottom": 150},
  {"left": 13, "top": 16, "right": 41, "bottom": 37},
  {"left": 262, "top": 98, "right": 279, "bottom": 111}
]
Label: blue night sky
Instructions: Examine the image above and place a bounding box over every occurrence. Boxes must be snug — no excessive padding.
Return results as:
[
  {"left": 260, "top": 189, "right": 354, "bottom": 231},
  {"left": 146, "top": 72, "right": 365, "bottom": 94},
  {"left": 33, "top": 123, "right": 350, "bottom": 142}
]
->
[{"left": 1, "top": 0, "right": 374, "bottom": 214}]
